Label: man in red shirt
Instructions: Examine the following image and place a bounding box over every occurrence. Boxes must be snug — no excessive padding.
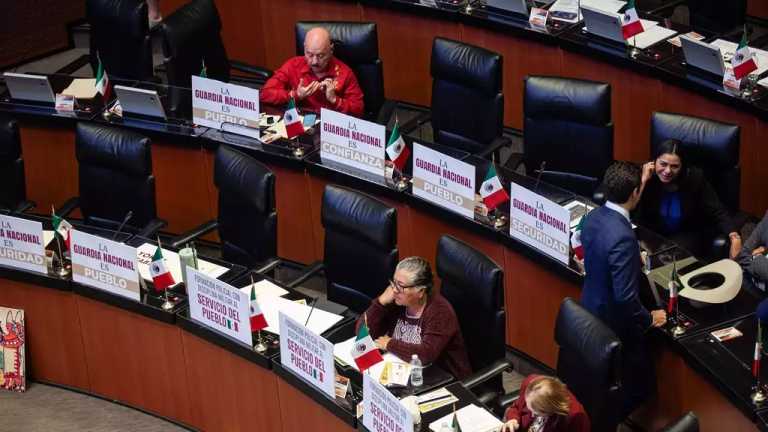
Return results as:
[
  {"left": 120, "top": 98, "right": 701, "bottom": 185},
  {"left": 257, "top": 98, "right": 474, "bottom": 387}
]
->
[{"left": 260, "top": 27, "right": 365, "bottom": 117}]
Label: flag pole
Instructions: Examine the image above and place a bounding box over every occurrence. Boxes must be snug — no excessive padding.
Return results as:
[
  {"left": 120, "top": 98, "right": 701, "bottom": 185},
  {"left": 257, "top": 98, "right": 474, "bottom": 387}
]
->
[
  {"left": 51, "top": 205, "right": 70, "bottom": 277},
  {"left": 670, "top": 256, "right": 686, "bottom": 337},
  {"left": 159, "top": 236, "right": 176, "bottom": 311},
  {"left": 252, "top": 274, "right": 268, "bottom": 353},
  {"left": 752, "top": 319, "right": 767, "bottom": 403}
]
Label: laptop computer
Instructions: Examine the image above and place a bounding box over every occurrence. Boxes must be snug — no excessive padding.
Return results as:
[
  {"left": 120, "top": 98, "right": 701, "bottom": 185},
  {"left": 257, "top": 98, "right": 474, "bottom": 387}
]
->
[
  {"left": 114, "top": 85, "right": 167, "bottom": 120},
  {"left": 581, "top": 5, "right": 624, "bottom": 44},
  {"left": 3, "top": 72, "right": 56, "bottom": 104},
  {"left": 484, "top": 0, "right": 530, "bottom": 15},
  {"left": 680, "top": 36, "right": 725, "bottom": 78}
]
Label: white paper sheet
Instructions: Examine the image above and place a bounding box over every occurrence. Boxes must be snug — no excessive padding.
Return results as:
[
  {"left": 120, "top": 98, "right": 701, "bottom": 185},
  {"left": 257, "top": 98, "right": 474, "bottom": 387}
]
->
[
  {"left": 238, "top": 278, "right": 289, "bottom": 298},
  {"left": 629, "top": 24, "right": 677, "bottom": 49},
  {"left": 61, "top": 78, "right": 98, "bottom": 99},
  {"left": 429, "top": 404, "right": 503, "bottom": 432},
  {"left": 43, "top": 230, "right": 55, "bottom": 247},
  {"left": 250, "top": 294, "right": 344, "bottom": 336},
  {"left": 136, "top": 243, "right": 228, "bottom": 287},
  {"left": 333, "top": 336, "right": 410, "bottom": 384}
]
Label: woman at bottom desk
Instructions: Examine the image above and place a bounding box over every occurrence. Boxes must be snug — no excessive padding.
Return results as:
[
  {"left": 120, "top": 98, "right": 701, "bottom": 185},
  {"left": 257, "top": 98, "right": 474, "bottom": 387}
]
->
[
  {"left": 359, "top": 256, "right": 471, "bottom": 380},
  {"left": 502, "top": 375, "right": 590, "bottom": 432}
]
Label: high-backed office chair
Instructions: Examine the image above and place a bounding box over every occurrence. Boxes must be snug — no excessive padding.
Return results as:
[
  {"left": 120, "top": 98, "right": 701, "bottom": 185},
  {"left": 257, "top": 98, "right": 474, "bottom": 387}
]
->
[
  {"left": 0, "top": 117, "right": 33, "bottom": 213},
  {"left": 287, "top": 185, "right": 398, "bottom": 314},
  {"left": 58, "top": 123, "right": 165, "bottom": 237},
  {"left": 555, "top": 298, "right": 623, "bottom": 432},
  {"left": 510, "top": 76, "right": 613, "bottom": 197},
  {"left": 659, "top": 412, "right": 699, "bottom": 432},
  {"left": 171, "top": 145, "right": 277, "bottom": 268},
  {"left": 423, "top": 37, "right": 505, "bottom": 155},
  {"left": 436, "top": 236, "right": 511, "bottom": 400},
  {"left": 160, "top": 0, "right": 271, "bottom": 89},
  {"left": 687, "top": 0, "right": 746, "bottom": 34},
  {"left": 86, "top": 0, "right": 154, "bottom": 81},
  {"left": 295, "top": 21, "right": 393, "bottom": 123},
  {"left": 651, "top": 112, "right": 743, "bottom": 257}
]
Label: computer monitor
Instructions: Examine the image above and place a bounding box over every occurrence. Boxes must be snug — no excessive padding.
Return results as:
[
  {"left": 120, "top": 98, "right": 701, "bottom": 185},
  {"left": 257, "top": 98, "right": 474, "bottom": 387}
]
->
[
  {"left": 581, "top": 5, "right": 624, "bottom": 44},
  {"left": 680, "top": 36, "right": 725, "bottom": 77},
  {"left": 3, "top": 72, "right": 56, "bottom": 104},
  {"left": 113, "top": 85, "right": 167, "bottom": 120}
]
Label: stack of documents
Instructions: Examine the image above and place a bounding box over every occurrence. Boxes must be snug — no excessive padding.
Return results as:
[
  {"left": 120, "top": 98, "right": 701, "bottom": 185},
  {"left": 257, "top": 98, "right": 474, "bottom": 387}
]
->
[
  {"left": 334, "top": 337, "right": 412, "bottom": 386},
  {"left": 243, "top": 292, "right": 344, "bottom": 335},
  {"left": 416, "top": 387, "right": 459, "bottom": 413},
  {"left": 428, "top": 404, "right": 503, "bottom": 432},
  {"left": 136, "top": 243, "right": 228, "bottom": 287}
]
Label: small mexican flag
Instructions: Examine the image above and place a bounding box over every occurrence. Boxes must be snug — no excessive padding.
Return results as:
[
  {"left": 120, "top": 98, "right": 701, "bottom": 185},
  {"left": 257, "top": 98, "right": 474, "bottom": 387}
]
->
[
  {"left": 733, "top": 27, "right": 758, "bottom": 80},
  {"left": 479, "top": 164, "right": 510, "bottom": 211},
  {"left": 386, "top": 120, "right": 410, "bottom": 171},
  {"left": 571, "top": 210, "right": 587, "bottom": 260},
  {"left": 284, "top": 98, "right": 304, "bottom": 139},
  {"left": 621, "top": 0, "right": 644, "bottom": 40},
  {"left": 149, "top": 246, "right": 175, "bottom": 293},
  {"left": 200, "top": 58, "right": 208, "bottom": 78},
  {"left": 95, "top": 55, "right": 111, "bottom": 101},
  {"left": 350, "top": 321, "right": 383, "bottom": 372},
  {"left": 451, "top": 407, "right": 461, "bottom": 431},
  {"left": 51, "top": 210, "right": 73, "bottom": 250},
  {"left": 667, "top": 261, "right": 681, "bottom": 315},
  {"left": 249, "top": 285, "right": 268, "bottom": 332},
  {"left": 754, "top": 321, "right": 762, "bottom": 378}
]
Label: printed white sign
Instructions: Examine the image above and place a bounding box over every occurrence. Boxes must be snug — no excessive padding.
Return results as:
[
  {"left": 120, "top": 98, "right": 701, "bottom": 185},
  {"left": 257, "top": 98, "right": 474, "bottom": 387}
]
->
[
  {"left": 363, "top": 373, "right": 414, "bottom": 432},
  {"left": 279, "top": 311, "right": 336, "bottom": 400},
  {"left": 192, "top": 75, "right": 260, "bottom": 130},
  {"left": 0, "top": 215, "right": 46, "bottom": 275},
  {"left": 320, "top": 108, "right": 386, "bottom": 177},
  {"left": 509, "top": 183, "right": 571, "bottom": 264},
  {"left": 70, "top": 230, "right": 140, "bottom": 301},
  {"left": 412, "top": 143, "right": 476, "bottom": 218},
  {"left": 187, "top": 267, "right": 252, "bottom": 346}
]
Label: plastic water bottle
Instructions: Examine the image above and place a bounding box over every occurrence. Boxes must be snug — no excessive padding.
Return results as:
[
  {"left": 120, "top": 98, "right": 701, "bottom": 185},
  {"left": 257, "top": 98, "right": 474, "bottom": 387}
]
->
[{"left": 410, "top": 354, "right": 423, "bottom": 387}]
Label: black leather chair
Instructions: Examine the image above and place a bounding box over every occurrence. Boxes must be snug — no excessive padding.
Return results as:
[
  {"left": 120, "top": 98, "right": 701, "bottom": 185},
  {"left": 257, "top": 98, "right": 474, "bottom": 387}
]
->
[
  {"left": 555, "top": 298, "right": 622, "bottom": 432},
  {"left": 424, "top": 37, "right": 506, "bottom": 155},
  {"left": 58, "top": 123, "right": 165, "bottom": 237},
  {"left": 651, "top": 112, "right": 743, "bottom": 257},
  {"left": 287, "top": 185, "right": 398, "bottom": 314},
  {"left": 170, "top": 145, "right": 277, "bottom": 268},
  {"left": 510, "top": 76, "right": 613, "bottom": 197},
  {"left": 436, "top": 236, "right": 511, "bottom": 401},
  {"left": 658, "top": 412, "right": 699, "bottom": 432},
  {"left": 0, "top": 117, "right": 33, "bottom": 213},
  {"left": 295, "top": 21, "right": 394, "bottom": 123},
  {"left": 160, "top": 0, "right": 271, "bottom": 88},
  {"left": 687, "top": 0, "right": 746, "bottom": 34},
  {"left": 87, "top": 0, "right": 154, "bottom": 81}
]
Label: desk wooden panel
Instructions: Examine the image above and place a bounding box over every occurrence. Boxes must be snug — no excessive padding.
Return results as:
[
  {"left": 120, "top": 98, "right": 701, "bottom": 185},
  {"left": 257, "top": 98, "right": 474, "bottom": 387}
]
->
[
  {"left": 748, "top": 0, "right": 768, "bottom": 19},
  {"left": 180, "top": 331, "right": 282, "bottom": 432},
  {"left": 276, "top": 376, "right": 356, "bottom": 432},
  {"left": 75, "top": 296, "right": 193, "bottom": 426},
  {"left": 0, "top": 280, "right": 90, "bottom": 390},
  {"left": 19, "top": 123, "right": 78, "bottom": 212},
  {"left": 270, "top": 163, "right": 319, "bottom": 265}
]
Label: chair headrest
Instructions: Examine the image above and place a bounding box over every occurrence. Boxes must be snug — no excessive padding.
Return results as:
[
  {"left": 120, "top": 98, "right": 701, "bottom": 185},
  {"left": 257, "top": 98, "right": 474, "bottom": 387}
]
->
[
  {"left": 295, "top": 22, "right": 379, "bottom": 64},
  {"left": 431, "top": 37, "right": 502, "bottom": 96},
  {"left": 650, "top": 112, "right": 739, "bottom": 169},
  {"left": 214, "top": 145, "right": 274, "bottom": 213},
  {"left": 436, "top": 235, "right": 503, "bottom": 312},
  {"left": 524, "top": 76, "right": 611, "bottom": 125},
  {"left": 75, "top": 123, "right": 151, "bottom": 176},
  {"left": 321, "top": 184, "right": 396, "bottom": 249},
  {"left": 87, "top": 0, "right": 149, "bottom": 40},
  {"left": 555, "top": 298, "right": 621, "bottom": 375},
  {"left": 0, "top": 117, "right": 20, "bottom": 160},
  {"left": 161, "top": 0, "right": 221, "bottom": 53}
]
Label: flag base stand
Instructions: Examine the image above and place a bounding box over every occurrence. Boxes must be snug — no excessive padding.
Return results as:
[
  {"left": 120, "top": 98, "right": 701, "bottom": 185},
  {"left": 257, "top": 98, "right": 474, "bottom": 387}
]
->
[
  {"left": 751, "top": 385, "right": 767, "bottom": 404},
  {"left": 253, "top": 331, "right": 268, "bottom": 353},
  {"left": 161, "top": 300, "right": 176, "bottom": 311},
  {"left": 292, "top": 146, "right": 305, "bottom": 158},
  {"left": 395, "top": 177, "right": 410, "bottom": 192},
  {"left": 492, "top": 214, "right": 507, "bottom": 230},
  {"left": 670, "top": 324, "right": 686, "bottom": 337},
  {"left": 55, "top": 265, "right": 71, "bottom": 278}
]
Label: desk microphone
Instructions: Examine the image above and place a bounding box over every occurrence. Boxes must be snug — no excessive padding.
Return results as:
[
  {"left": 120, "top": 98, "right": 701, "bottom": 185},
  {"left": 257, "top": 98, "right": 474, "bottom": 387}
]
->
[
  {"left": 111, "top": 210, "right": 134, "bottom": 241},
  {"left": 304, "top": 295, "right": 319, "bottom": 327},
  {"left": 534, "top": 161, "right": 547, "bottom": 192}
]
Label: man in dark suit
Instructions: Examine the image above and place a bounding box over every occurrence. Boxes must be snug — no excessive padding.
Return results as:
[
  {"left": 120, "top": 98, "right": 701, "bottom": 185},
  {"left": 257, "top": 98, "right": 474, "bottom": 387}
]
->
[{"left": 581, "top": 161, "right": 667, "bottom": 418}]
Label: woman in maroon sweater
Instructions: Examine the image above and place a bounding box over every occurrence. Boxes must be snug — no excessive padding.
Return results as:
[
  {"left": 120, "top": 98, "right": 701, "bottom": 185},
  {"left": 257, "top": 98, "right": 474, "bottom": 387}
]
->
[
  {"left": 502, "top": 375, "right": 590, "bottom": 432},
  {"left": 359, "top": 256, "right": 471, "bottom": 380}
]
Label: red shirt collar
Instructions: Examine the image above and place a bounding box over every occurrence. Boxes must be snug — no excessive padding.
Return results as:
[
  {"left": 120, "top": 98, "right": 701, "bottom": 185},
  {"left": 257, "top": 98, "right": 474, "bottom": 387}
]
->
[{"left": 299, "top": 56, "right": 341, "bottom": 80}]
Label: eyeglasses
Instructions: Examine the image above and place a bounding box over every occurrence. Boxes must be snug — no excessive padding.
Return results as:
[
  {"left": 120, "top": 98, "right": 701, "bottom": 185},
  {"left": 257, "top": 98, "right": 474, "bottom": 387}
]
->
[{"left": 389, "top": 279, "right": 421, "bottom": 293}]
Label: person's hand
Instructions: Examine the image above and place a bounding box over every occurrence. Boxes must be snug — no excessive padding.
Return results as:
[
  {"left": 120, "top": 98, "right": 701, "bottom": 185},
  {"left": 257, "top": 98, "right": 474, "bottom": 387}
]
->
[
  {"left": 322, "top": 78, "right": 338, "bottom": 104},
  {"left": 642, "top": 161, "right": 655, "bottom": 185},
  {"left": 651, "top": 309, "right": 667, "bottom": 327},
  {"left": 729, "top": 232, "right": 742, "bottom": 260},
  {"left": 295, "top": 78, "right": 320, "bottom": 101},
  {"left": 573, "top": 254, "right": 585, "bottom": 274},
  {"left": 753, "top": 246, "right": 766, "bottom": 256},
  {"left": 374, "top": 335, "right": 391, "bottom": 351},
  {"left": 378, "top": 284, "right": 396, "bottom": 306},
  {"left": 501, "top": 419, "right": 520, "bottom": 432}
]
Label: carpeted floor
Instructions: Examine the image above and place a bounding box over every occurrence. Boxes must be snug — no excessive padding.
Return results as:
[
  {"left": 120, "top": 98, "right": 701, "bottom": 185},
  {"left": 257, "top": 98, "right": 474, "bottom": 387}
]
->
[{"left": 0, "top": 382, "right": 189, "bottom": 432}]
